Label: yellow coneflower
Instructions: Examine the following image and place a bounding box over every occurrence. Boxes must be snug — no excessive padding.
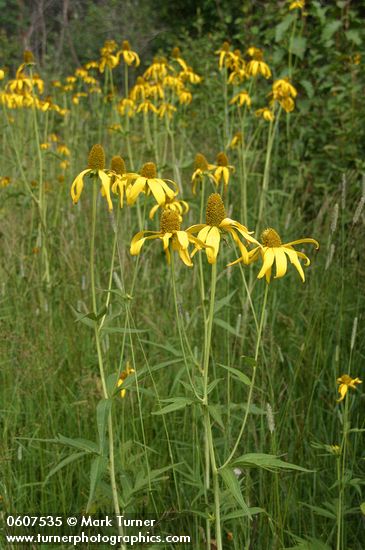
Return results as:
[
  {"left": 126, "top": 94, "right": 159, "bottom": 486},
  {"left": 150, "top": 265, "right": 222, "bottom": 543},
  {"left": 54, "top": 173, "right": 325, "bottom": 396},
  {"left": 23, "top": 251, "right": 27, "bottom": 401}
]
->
[
  {"left": 99, "top": 39, "right": 120, "bottom": 73},
  {"left": 255, "top": 107, "right": 275, "bottom": 121},
  {"left": 136, "top": 99, "right": 158, "bottom": 115},
  {"left": 130, "top": 210, "right": 206, "bottom": 266},
  {"left": 149, "top": 195, "right": 189, "bottom": 222},
  {"left": 70, "top": 144, "right": 113, "bottom": 211},
  {"left": 336, "top": 375, "right": 362, "bottom": 402},
  {"left": 213, "top": 152, "right": 234, "bottom": 192},
  {"left": 40, "top": 142, "right": 50, "bottom": 150},
  {"left": 126, "top": 162, "right": 178, "bottom": 206},
  {"left": 191, "top": 153, "right": 216, "bottom": 195},
  {"left": 229, "top": 131, "right": 243, "bottom": 149},
  {"left": 230, "top": 227, "right": 319, "bottom": 283},
  {"left": 188, "top": 193, "right": 258, "bottom": 264},
  {"left": 130, "top": 76, "right": 148, "bottom": 101},
  {"left": 270, "top": 77, "right": 297, "bottom": 113},
  {"left": 110, "top": 156, "right": 128, "bottom": 208},
  {"left": 117, "top": 97, "right": 136, "bottom": 117},
  {"left": 230, "top": 90, "right": 251, "bottom": 108},
  {"left": 178, "top": 89, "right": 193, "bottom": 105},
  {"left": 57, "top": 144, "right": 71, "bottom": 157},
  {"left": 0, "top": 176, "right": 11, "bottom": 188},
  {"left": 289, "top": 0, "right": 305, "bottom": 10},
  {"left": 144, "top": 57, "right": 171, "bottom": 81},
  {"left": 171, "top": 46, "right": 188, "bottom": 70},
  {"left": 179, "top": 66, "right": 202, "bottom": 84},
  {"left": 120, "top": 40, "right": 140, "bottom": 67},
  {"left": 227, "top": 67, "right": 246, "bottom": 85},
  {"left": 215, "top": 41, "right": 235, "bottom": 70},
  {"left": 157, "top": 103, "right": 176, "bottom": 119},
  {"left": 247, "top": 47, "right": 272, "bottom": 79},
  {"left": 117, "top": 362, "right": 135, "bottom": 398}
]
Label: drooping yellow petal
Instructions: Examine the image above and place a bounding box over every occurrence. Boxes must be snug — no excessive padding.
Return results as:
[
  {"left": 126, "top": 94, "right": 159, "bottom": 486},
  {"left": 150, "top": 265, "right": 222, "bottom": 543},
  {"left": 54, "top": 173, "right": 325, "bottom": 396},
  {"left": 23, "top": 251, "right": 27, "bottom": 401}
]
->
[
  {"left": 126, "top": 176, "right": 146, "bottom": 204},
  {"left": 284, "top": 247, "right": 305, "bottom": 282},
  {"left": 206, "top": 226, "right": 221, "bottom": 263},
  {"left": 274, "top": 247, "right": 287, "bottom": 278},
  {"left": 175, "top": 230, "right": 189, "bottom": 249},
  {"left": 284, "top": 238, "right": 319, "bottom": 249},
  {"left": 98, "top": 170, "right": 113, "bottom": 211},
  {"left": 70, "top": 169, "right": 90, "bottom": 204},
  {"left": 257, "top": 247, "right": 275, "bottom": 279},
  {"left": 148, "top": 179, "right": 166, "bottom": 205},
  {"left": 130, "top": 231, "right": 159, "bottom": 255}
]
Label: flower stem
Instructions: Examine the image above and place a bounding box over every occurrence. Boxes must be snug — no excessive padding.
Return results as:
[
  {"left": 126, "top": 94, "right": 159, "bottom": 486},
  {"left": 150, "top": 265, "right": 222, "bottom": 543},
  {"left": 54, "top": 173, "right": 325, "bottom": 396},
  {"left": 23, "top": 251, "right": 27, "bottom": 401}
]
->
[
  {"left": 221, "top": 282, "right": 269, "bottom": 469},
  {"left": 201, "top": 262, "right": 221, "bottom": 549},
  {"left": 89, "top": 180, "right": 125, "bottom": 548}
]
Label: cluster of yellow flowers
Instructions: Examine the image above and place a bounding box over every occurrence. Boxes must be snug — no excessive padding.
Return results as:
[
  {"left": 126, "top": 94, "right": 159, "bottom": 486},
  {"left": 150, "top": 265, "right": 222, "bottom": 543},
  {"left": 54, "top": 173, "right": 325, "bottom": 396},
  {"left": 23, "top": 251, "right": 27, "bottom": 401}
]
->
[
  {"left": 191, "top": 152, "right": 234, "bottom": 195},
  {"left": 217, "top": 42, "right": 298, "bottom": 120},
  {"left": 40, "top": 134, "right": 71, "bottom": 172},
  {"left": 51, "top": 65, "right": 101, "bottom": 106},
  {"left": 118, "top": 46, "right": 201, "bottom": 120},
  {"left": 0, "top": 51, "right": 66, "bottom": 114},
  {"left": 71, "top": 144, "right": 319, "bottom": 281}
]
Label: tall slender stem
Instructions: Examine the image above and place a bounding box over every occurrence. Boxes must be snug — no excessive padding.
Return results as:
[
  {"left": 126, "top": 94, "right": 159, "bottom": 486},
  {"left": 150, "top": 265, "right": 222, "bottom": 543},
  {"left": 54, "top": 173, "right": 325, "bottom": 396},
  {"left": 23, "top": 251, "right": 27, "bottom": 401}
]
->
[
  {"left": 221, "top": 282, "right": 269, "bottom": 469},
  {"left": 89, "top": 180, "right": 125, "bottom": 549}
]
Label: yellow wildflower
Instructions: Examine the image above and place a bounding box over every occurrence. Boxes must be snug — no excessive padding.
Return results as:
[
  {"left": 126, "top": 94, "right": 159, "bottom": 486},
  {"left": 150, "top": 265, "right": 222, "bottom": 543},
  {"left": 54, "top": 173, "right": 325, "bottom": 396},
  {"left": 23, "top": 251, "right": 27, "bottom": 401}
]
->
[
  {"left": 230, "top": 90, "right": 251, "bottom": 108},
  {"left": 229, "top": 132, "right": 243, "bottom": 149},
  {"left": 110, "top": 156, "right": 128, "bottom": 208},
  {"left": 136, "top": 100, "right": 158, "bottom": 115},
  {"left": 0, "top": 176, "right": 11, "bottom": 188},
  {"left": 178, "top": 89, "right": 193, "bottom": 105},
  {"left": 213, "top": 152, "right": 234, "bottom": 192},
  {"left": 117, "top": 362, "right": 135, "bottom": 398},
  {"left": 57, "top": 144, "right": 71, "bottom": 157},
  {"left": 230, "top": 227, "right": 319, "bottom": 283},
  {"left": 247, "top": 47, "right": 271, "bottom": 79},
  {"left": 191, "top": 153, "right": 216, "bottom": 195},
  {"left": 255, "top": 107, "right": 275, "bottom": 122},
  {"left": 188, "top": 193, "right": 258, "bottom": 264},
  {"left": 120, "top": 40, "right": 140, "bottom": 67},
  {"left": 149, "top": 195, "right": 189, "bottom": 222},
  {"left": 289, "top": 0, "right": 305, "bottom": 10},
  {"left": 70, "top": 144, "right": 113, "bottom": 211},
  {"left": 336, "top": 375, "right": 362, "bottom": 402},
  {"left": 157, "top": 103, "right": 176, "bottom": 119},
  {"left": 99, "top": 40, "right": 120, "bottom": 73},
  {"left": 126, "top": 162, "right": 178, "bottom": 206},
  {"left": 118, "top": 97, "right": 136, "bottom": 117},
  {"left": 130, "top": 210, "right": 206, "bottom": 267}
]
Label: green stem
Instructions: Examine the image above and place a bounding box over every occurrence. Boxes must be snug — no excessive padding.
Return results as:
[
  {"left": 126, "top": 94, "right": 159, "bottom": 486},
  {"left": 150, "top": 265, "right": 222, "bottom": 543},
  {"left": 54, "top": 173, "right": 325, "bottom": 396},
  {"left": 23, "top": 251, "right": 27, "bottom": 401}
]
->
[
  {"left": 89, "top": 180, "right": 125, "bottom": 548},
  {"left": 221, "top": 282, "right": 269, "bottom": 469}
]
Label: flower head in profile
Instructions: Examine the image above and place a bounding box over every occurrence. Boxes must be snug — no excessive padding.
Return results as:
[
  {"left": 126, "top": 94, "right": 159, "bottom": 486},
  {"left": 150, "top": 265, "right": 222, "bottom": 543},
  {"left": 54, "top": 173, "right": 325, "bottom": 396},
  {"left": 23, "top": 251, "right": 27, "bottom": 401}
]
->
[
  {"left": 270, "top": 78, "right": 297, "bottom": 113},
  {"left": 255, "top": 107, "right": 275, "bottom": 122},
  {"left": 126, "top": 162, "right": 178, "bottom": 206},
  {"left": 110, "top": 156, "right": 128, "bottom": 207},
  {"left": 188, "top": 193, "right": 258, "bottom": 264},
  {"left": 247, "top": 47, "right": 272, "bottom": 79},
  {"left": 336, "top": 375, "right": 362, "bottom": 402},
  {"left": 215, "top": 41, "right": 234, "bottom": 70},
  {"left": 230, "top": 90, "right": 251, "bottom": 108},
  {"left": 70, "top": 144, "right": 114, "bottom": 211},
  {"left": 149, "top": 195, "right": 189, "bottom": 222},
  {"left": 130, "top": 210, "right": 206, "bottom": 266},
  {"left": 117, "top": 362, "right": 135, "bottom": 398},
  {"left": 191, "top": 153, "right": 216, "bottom": 195},
  {"left": 213, "top": 152, "right": 234, "bottom": 192},
  {"left": 99, "top": 40, "right": 120, "bottom": 73},
  {"left": 229, "top": 132, "right": 243, "bottom": 149},
  {"left": 120, "top": 40, "right": 140, "bottom": 67},
  {"left": 289, "top": 0, "right": 305, "bottom": 10},
  {"left": 230, "top": 227, "right": 319, "bottom": 282}
]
